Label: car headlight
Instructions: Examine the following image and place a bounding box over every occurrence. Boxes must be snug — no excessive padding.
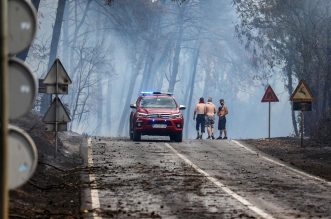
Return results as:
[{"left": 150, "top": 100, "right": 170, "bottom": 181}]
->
[
  {"left": 137, "top": 112, "right": 148, "bottom": 118},
  {"left": 171, "top": 113, "right": 182, "bottom": 119}
]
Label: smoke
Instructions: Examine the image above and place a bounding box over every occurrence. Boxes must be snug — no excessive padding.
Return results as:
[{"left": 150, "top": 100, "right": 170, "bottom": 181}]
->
[{"left": 27, "top": 0, "right": 293, "bottom": 139}]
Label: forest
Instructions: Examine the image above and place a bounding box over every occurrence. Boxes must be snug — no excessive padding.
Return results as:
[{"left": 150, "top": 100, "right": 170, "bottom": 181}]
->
[
  {"left": 23, "top": 0, "right": 330, "bottom": 140},
  {"left": 233, "top": 0, "right": 331, "bottom": 141}
]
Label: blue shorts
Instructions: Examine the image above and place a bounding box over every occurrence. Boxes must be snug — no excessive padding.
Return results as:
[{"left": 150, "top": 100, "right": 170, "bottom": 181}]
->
[
  {"left": 218, "top": 116, "right": 226, "bottom": 130},
  {"left": 196, "top": 114, "right": 205, "bottom": 132}
]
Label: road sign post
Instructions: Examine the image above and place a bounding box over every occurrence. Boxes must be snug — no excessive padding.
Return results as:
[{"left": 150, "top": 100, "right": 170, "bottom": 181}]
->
[
  {"left": 269, "top": 102, "right": 271, "bottom": 139},
  {"left": 301, "top": 110, "right": 304, "bottom": 148},
  {"left": 290, "top": 80, "right": 313, "bottom": 147},
  {"left": 261, "top": 85, "right": 279, "bottom": 139},
  {"left": 40, "top": 58, "right": 72, "bottom": 156}
]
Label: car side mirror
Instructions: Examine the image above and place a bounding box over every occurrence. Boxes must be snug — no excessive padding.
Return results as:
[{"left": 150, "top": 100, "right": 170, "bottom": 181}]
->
[
  {"left": 179, "top": 105, "right": 186, "bottom": 110},
  {"left": 130, "top": 104, "right": 137, "bottom": 109}
]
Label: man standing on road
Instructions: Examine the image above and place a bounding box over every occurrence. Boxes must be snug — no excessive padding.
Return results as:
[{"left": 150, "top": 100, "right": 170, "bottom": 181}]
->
[
  {"left": 193, "top": 97, "right": 206, "bottom": 139},
  {"left": 205, "top": 97, "right": 216, "bottom": 139},
  {"left": 217, "top": 99, "right": 228, "bottom": 139}
]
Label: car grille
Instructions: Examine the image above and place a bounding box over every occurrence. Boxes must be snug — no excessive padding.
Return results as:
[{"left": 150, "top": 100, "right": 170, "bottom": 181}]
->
[
  {"left": 147, "top": 120, "right": 172, "bottom": 126},
  {"left": 147, "top": 114, "right": 171, "bottom": 119}
]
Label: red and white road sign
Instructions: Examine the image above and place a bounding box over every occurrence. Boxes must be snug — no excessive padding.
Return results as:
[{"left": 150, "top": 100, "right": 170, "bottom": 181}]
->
[{"left": 261, "top": 85, "right": 279, "bottom": 102}]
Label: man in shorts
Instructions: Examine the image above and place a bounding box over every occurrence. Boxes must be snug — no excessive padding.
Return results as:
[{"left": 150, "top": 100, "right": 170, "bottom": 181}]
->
[
  {"left": 217, "top": 99, "right": 228, "bottom": 139},
  {"left": 205, "top": 97, "right": 216, "bottom": 139},
  {"left": 193, "top": 97, "right": 206, "bottom": 139}
]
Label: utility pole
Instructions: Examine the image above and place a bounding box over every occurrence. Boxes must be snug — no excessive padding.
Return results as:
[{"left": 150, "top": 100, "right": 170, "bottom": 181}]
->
[{"left": 0, "top": 0, "right": 9, "bottom": 218}]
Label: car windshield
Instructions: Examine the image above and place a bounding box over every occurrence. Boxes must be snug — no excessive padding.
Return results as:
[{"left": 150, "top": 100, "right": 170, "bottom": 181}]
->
[{"left": 140, "top": 97, "right": 177, "bottom": 108}]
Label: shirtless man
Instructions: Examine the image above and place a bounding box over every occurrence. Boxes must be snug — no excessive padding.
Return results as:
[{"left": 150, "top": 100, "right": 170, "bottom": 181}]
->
[
  {"left": 205, "top": 97, "right": 216, "bottom": 139},
  {"left": 193, "top": 97, "right": 206, "bottom": 139},
  {"left": 217, "top": 99, "right": 228, "bottom": 139}
]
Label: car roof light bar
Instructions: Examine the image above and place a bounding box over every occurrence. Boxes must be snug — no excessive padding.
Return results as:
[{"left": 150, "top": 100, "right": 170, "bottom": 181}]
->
[
  {"left": 141, "top": 91, "right": 154, "bottom": 95},
  {"left": 140, "top": 91, "right": 173, "bottom": 96}
]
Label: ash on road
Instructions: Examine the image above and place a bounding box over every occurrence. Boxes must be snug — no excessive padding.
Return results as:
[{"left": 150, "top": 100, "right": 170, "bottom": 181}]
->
[{"left": 82, "top": 138, "right": 331, "bottom": 219}]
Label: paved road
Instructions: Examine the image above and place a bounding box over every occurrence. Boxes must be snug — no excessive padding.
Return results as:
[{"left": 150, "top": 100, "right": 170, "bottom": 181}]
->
[{"left": 82, "top": 138, "right": 331, "bottom": 219}]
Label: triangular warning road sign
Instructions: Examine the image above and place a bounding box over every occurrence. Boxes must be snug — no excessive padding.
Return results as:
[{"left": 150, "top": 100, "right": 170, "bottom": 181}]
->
[
  {"left": 43, "top": 97, "right": 71, "bottom": 123},
  {"left": 43, "top": 58, "right": 72, "bottom": 85},
  {"left": 290, "top": 80, "right": 313, "bottom": 102},
  {"left": 261, "top": 85, "right": 279, "bottom": 102}
]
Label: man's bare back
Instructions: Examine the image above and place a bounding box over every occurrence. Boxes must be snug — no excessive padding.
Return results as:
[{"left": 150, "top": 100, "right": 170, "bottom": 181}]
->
[
  {"left": 195, "top": 103, "right": 206, "bottom": 114},
  {"left": 205, "top": 102, "right": 216, "bottom": 116}
]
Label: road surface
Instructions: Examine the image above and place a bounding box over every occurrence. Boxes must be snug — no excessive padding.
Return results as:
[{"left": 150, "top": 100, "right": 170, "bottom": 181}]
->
[{"left": 81, "top": 137, "right": 331, "bottom": 219}]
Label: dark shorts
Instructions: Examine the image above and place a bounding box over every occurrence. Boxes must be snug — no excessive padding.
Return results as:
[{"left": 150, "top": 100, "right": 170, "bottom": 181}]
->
[
  {"left": 205, "top": 115, "right": 215, "bottom": 128},
  {"left": 196, "top": 114, "right": 205, "bottom": 132},
  {"left": 218, "top": 116, "right": 226, "bottom": 130}
]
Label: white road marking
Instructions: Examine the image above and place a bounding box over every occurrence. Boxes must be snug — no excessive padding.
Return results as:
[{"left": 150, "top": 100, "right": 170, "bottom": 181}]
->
[
  {"left": 232, "top": 140, "right": 331, "bottom": 186},
  {"left": 165, "top": 143, "right": 276, "bottom": 219},
  {"left": 87, "top": 138, "right": 102, "bottom": 219}
]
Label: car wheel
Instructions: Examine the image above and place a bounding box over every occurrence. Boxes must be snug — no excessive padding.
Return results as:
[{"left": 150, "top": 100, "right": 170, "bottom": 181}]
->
[
  {"left": 169, "top": 134, "right": 175, "bottom": 142},
  {"left": 133, "top": 131, "right": 141, "bottom": 141},
  {"left": 129, "top": 116, "right": 133, "bottom": 140},
  {"left": 175, "top": 132, "right": 183, "bottom": 142},
  {"left": 170, "top": 132, "right": 182, "bottom": 142},
  {"left": 129, "top": 130, "right": 133, "bottom": 140}
]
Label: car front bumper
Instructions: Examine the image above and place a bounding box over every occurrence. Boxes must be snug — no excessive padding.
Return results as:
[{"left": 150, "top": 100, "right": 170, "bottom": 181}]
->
[{"left": 133, "top": 118, "right": 183, "bottom": 135}]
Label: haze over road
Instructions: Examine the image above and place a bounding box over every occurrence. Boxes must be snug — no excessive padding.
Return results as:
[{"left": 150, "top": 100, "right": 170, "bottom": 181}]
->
[{"left": 82, "top": 138, "right": 331, "bottom": 219}]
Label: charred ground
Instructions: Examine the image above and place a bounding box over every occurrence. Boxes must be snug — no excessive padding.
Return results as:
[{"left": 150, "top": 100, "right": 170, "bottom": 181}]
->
[{"left": 9, "top": 113, "right": 84, "bottom": 219}]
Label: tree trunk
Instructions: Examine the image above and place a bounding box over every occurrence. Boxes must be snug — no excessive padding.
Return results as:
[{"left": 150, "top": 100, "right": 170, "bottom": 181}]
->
[
  {"left": 61, "top": 0, "right": 69, "bottom": 68},
  {"left": 67, "top": 0, "right": 93, "bottom": 128},
  {"left": 40, "top": 0, "right": 66, "bottom": 114},
  {"left": 117, "top": 52, "right": 145, "bottom": 135},
  {"left": 167, "top": 8, "right": 184, "bottom": 93},
  {"left": 139, "top": 43, "right": 153, "bottom": 91},
  {"left": 202, "top": 67, "right": 211, "bottom": 98},
  {"left": 148, "top": 37, "right": 173, "bottom": 90},
  {"left": 286, "top": 61, "right": 299, "bottom": 136},
  {"left": 184, "top": 46, "right": 200, "bottom": 138},
  {"left": 95, "top": 8, "right": 104, "bottom": 135},
  {"left": 139, "top": 17, "right": 161, "bottom": 91},
  {"left": 106, "top": 77, "right": 112, "bottom": 135},
  {"left": 95, "top": 72, "right": 103, "bottom": 134}
]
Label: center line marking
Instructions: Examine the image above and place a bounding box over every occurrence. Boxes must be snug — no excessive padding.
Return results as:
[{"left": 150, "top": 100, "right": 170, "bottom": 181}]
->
[
  {"left": 87, "top": 138, "right": 102, "bottom": 219},
  {"left": 165, "top": 143, "right": 275, "bottom": 219}
]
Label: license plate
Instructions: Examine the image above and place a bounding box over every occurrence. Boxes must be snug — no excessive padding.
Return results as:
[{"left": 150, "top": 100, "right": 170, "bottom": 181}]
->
[{"left": 152, "top": 124, "right": 167, "bottom": 128}]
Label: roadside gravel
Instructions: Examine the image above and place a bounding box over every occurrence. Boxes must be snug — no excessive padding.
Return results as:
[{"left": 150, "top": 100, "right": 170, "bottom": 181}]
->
[{"left": 242, "top": 137, "right": 331, "bottom": 181}]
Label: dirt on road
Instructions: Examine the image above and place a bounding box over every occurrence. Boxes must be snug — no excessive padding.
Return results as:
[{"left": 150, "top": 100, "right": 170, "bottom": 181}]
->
[
  {"left": 82, "top": 137, "right": 331, "bottom": 219},
  {"left": 82, "top": 138, "right": 262, "bottom": 219},
  {"left": 242, "top": 137, "right": 331, "bottom": 181}
]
